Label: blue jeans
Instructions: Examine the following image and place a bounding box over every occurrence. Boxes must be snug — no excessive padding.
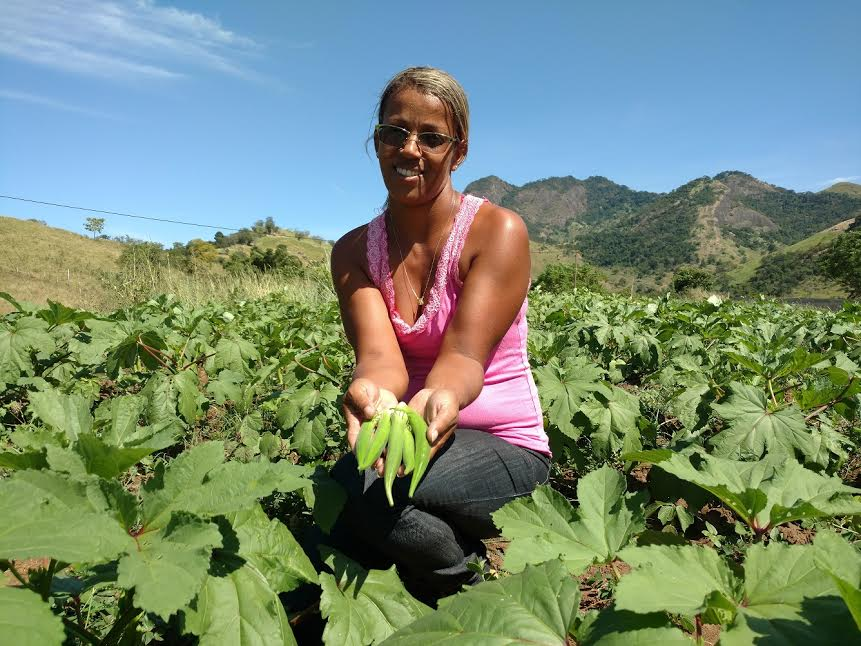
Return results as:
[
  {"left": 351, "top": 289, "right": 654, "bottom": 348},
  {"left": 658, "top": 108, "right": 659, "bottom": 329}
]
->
[{"left": 329, "top": 428, "right": 550, "bottom": 602}]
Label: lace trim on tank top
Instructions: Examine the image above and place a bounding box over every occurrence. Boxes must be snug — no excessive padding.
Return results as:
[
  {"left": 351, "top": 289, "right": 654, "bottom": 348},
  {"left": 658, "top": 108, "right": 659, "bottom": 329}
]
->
[{"left": 367, "top": 194, "right": 484, "bottom": 335}]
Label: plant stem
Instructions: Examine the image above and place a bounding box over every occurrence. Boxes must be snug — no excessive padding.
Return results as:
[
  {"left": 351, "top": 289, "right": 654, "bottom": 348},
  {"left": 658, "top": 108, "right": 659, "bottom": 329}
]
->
[
  {"left": 39, "top": 558, "right": 58, "bottom": 600},
  {"left": 100, "top": 592, "right": 142, "bottom": 646},
  {"left": 6, "top": 562, "right": 31, "bottom": 588},
  {"left": 767, "top": 379, "right": 778, "bottom": 407},
  {"left": 137, "top": 337, "right": 176, "bottom": 374},
  {"left": 61, "top": 617, "right": 101, "bottom": 646},
  {"left": 804, "top": 376, "right": 856, "bottom": 422}
]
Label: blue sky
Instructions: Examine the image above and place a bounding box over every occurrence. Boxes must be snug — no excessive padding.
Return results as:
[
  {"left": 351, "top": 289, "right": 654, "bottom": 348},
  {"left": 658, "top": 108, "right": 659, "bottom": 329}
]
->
[{"left": 1, "top": 0, "right": 859, "bottom": 246}]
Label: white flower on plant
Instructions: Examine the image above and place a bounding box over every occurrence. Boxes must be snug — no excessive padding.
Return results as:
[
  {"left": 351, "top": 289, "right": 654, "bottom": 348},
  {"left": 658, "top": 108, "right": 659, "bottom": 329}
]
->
[{"left": 707, "top": 295, "right": 723, "bottom": 306}]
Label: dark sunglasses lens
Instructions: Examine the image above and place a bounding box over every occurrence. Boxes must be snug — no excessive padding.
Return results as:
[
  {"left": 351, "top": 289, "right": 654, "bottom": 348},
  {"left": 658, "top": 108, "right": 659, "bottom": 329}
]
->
[
  {"left": 418, "top": 133, "right": 449, "bottom": 150},
  {"left": 378, "top": 125, "right": 406, "bottom": 147}
]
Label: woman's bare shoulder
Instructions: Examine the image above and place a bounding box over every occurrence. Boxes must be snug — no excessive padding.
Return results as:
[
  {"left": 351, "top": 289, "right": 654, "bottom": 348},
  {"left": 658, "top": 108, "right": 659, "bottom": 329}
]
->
[
  {"left": 331, "top": 223, "right": 370, "bottom": 275},
  {"left": 473, "top": 201, "right": 528, "bottom": 239},
  {"left": 463, "top": 200, "right": 529, "bottom": 260}
]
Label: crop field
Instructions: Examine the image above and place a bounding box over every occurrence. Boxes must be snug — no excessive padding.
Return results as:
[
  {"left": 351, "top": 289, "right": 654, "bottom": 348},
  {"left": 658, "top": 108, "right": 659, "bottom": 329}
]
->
[{"left": 1, "top": 288, "right": 860, "bottom": 644}]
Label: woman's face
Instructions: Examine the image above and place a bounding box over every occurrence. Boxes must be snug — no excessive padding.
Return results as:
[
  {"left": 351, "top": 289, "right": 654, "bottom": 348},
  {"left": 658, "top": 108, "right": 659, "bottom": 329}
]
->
[{"left": 376, "top": 87, "right": 465, "bottom": 208}]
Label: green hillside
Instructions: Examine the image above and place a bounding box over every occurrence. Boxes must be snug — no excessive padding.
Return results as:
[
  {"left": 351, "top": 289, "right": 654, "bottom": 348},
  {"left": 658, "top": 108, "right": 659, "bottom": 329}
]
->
[
  {"left": 0, "top": 215, "right": 334, "bottom": 313},
  {"left": 467, "top": 170, "right": 861, "bottom": 296},
  {"left": 824, "top": 181, "right": 861, "bottom": 197},
  {"left": 0, "top": 215, "right": 123, "bottom": 313}
]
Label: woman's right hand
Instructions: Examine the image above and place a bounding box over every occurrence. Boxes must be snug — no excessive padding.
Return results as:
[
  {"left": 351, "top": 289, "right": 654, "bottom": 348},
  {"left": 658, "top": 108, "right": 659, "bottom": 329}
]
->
[{"left": 343, "top": 377, "right": 398, "bottom": 454}]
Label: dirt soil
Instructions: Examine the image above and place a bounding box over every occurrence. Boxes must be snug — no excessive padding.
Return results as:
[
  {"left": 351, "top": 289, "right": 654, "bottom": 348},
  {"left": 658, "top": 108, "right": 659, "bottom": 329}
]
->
[{"left": 3, "top": 558, "right": 51, "bottom": 586}]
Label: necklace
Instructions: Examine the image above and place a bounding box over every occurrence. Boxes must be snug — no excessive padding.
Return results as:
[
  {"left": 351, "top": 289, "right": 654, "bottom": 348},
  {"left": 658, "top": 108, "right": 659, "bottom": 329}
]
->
[{"left": 388, "top": 194, "right": 458, "bottom": 308}]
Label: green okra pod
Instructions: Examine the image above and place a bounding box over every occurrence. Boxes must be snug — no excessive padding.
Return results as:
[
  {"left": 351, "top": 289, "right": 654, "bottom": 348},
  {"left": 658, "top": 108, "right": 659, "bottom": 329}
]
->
[
  {"left": 358, "top": 409, "right": 391, "bottom": 471},
  {"left": 354, "top": 415, "right": 378, "bottom": 470},
  {"left": 384, "top": 408, "right": 407, "bottom": 507},
  {"left": 401, "top": 419, "right": 416, "bottom": 475},
  {"left": 405, "top": 407, "right": 431, "bottom": 498}
]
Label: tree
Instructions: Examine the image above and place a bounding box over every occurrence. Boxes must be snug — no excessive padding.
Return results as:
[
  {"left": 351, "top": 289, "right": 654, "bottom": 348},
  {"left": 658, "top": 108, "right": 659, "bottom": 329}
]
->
[
  {"left": 819, "top": 231, "right": 861, "bottom": 298},
  {"left": 84, "top": 217, "right": 105, "bottom": 239},
  {"left": 532, "top": 261, "right": 605, "bottom": 293},
  {"left": 671, "top": 266, "right": 713, "bottom": 293}
]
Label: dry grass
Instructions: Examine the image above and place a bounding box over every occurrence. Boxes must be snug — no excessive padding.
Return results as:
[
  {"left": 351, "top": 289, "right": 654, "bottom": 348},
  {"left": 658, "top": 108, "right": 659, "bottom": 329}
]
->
[
  {"left": 0, "top": 215, "right": 124, "bottom": 313},
  {"left": 0, "top": 215, "right": 335, "bottom": 314},
  {"left": 103, "top": 264, "right": 335, "bottom": 309}
]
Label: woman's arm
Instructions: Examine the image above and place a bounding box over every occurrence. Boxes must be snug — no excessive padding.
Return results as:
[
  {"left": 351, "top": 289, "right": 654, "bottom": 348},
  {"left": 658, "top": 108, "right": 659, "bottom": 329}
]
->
[
  {"left": 331, "top": 227, "right": 408, "bottom": 449},
  {"left": 411, "top": 203, "right": 531, "bottom": 446}
]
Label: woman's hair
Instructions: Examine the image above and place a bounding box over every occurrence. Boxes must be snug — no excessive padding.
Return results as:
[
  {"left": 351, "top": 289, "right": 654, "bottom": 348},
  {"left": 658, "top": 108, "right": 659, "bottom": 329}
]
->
[{"left": 376, "top": 67, "right": 470, "bottom": 143}]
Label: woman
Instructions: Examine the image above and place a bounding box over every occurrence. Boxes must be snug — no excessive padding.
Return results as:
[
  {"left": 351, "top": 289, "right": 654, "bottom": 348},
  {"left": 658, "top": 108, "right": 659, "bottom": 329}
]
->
[{"left": 329, "top": 66, "right": 550, "bottom": 602}]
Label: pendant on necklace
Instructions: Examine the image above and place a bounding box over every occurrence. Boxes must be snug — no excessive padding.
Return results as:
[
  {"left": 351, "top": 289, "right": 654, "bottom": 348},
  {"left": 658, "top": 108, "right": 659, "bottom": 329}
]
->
[{"left": 417, "top": 297, "right": 424, "bottom": 306}]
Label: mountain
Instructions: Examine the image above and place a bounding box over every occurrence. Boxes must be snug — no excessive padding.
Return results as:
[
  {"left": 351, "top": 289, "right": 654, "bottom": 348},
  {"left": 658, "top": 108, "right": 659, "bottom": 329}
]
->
[
  {"left": 465, "top": 175, "right": 660, "bottom": 244},
  {"left": 824, "top": 181, "right": 861, "bottom": 197},
  {"left": 465, "top": 171, "right": 861, "bottom": 286}
]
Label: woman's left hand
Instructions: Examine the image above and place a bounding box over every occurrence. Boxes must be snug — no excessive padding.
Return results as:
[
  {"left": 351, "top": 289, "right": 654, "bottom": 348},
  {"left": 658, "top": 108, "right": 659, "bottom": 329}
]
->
[{"left": 407, "top": 388, "right": 459, "bottom": 457}]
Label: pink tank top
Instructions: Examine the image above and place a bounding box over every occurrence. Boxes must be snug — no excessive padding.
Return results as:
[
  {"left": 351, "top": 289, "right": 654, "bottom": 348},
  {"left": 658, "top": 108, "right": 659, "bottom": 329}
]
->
[{"left": 366, "top": 194, "right": 550, "bottom": 455}]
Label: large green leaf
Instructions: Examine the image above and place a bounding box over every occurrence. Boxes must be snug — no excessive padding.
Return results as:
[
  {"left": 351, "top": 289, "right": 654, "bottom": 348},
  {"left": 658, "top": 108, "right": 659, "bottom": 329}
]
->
[
  {"left": 0, "top": 317, "right": 54, "bottom": 384},
  {"left": 492, "top": 466, "right": 646, "bottom": 574},
  {"left": 97, "top": 394, "right": 145, "bottom": 445},
  {"left": 141, "top": 441, "right": 310, "bottom": 530},
  {"left": 36, "top": 300, "right": 97, "bottom": 327},
  {"left": 74, "top": 433, "right": 155, "bottom": 479},
  {"left": 579, "top": 386, "right": 642, "bottom": 456},
  {"left": 0, "top": 586, "right": 65, "bottom": 646},
  {"left": 174, "top": 369, "right": 207, "bottom": 424},
  {"left": 615, "top": 545, "right": 741, "bottom": 617},
  {"left": 227, "top": 505, "right": 317, "bottom": 594},
  {"left": 381, "top": 560, "right": 578, "bottom": 646},
  {"left": 533, "top": 356, "right": 605, "bottom": 437},
  {"left": 290, "top": 414, "right": 328, "bottom": 458},
  {"left": 181, "top": 505, "right": 315, "bottom": 646},
  {"left": 106, "top": 328, "right": 167, "bottom": 377},
  {"left": 627, "top": 448, "right": 861, "bottom": 532},
  {"left": 615, "top": 542, "right": 856, "bottom": 644},
  {"left": 722, "top": 543, "right": 857, "bottom": 645},
  {"left": 812, "top": 531, "right": 861, "bottom": 630},
  {"left": 577, "top": 609, "right": 692, "bottom": 645},
  {"left": 319, "top": 548, "right": 430, "bottom": 646},
  {"left": 214, "top": 336, "right": 260, "bottom": 372},
  {"left": 118, "top": 512, "right": 222, "bottom": 620},
  {"left": 709, "top": 382, "right": 816, "bottom": 461},
  {"left": 29, "top": 389, "right": 93, "bottom": 441},
  {"left": 182, "top": 563, "right": 298, "bottom": 646},
  {"left": 0, "top": 471, "right": 133, "bottom": 562}
]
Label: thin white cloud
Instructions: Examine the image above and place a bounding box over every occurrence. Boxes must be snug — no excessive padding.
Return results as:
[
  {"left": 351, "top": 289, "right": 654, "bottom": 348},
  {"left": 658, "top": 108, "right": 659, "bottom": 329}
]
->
[
  {"left": 0, "top": 88, "right": 127, "bottom": 120},
  {"left": 820, "top": 175, "right": 861, "bottom": 188},
  {"left": 0, "top": 0, "right": 265, "bottom": 82}
]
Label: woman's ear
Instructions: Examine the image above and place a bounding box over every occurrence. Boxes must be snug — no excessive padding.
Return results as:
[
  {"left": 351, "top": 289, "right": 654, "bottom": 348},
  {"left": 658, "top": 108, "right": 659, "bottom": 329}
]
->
[{"left": 452, "top": 140, "right": 468, "bottom": 171}]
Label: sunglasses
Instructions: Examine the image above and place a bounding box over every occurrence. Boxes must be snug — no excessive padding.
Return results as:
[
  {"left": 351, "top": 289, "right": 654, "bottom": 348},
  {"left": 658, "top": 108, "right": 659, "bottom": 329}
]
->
[{"left": 375, "top": 124, "right": 459, "bottom": 153}]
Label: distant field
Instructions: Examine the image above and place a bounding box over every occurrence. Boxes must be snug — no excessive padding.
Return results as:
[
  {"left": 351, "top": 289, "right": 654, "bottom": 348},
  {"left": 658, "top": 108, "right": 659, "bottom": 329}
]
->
[
  {"left": 245, "top": 231, "right": 332, "bottom": 264},
  {"left": 0, "top": 215, "right": 123, "bottom": 313}
]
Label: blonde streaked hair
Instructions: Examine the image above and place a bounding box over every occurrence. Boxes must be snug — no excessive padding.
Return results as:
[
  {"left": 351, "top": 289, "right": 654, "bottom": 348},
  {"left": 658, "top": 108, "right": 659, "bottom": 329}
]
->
[{"left": 377, "top": 66, "right": 470, "bottom": 145}]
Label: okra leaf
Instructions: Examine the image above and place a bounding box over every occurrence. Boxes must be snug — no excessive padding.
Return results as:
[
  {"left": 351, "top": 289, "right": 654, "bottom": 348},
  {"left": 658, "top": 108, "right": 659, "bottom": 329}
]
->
[
  {"left": 812, "top": 531, "right": 861, "bottom": 629},
  {"left": 29, "top": 389, "right": 93, "bottom": 441},
  {"left": 140, "top": 441, "right": 311, "bottom": 530},
  {"left": 381, "top": 560, "right": 578, "bottom": 646},
  {"left": 615, "top": 545, "right": 741, "bottom": 617},
  {"left": 492, "top": 466, "right": 646, "bottom": 574},
  {"left": 577, "top": 608, "right": 692, "bottom": 645},
  {"left": 118, "top": 512, "right": 222, "bottom": 620},
  {"left": 722, "top": 543, "right": 856, "bottom": 645},
  {"left": 709, "top": 382, "right": 815, "bottom": 461},
  {"left": 0, "top": 471, "right": 133, "bottom": 562},
  {"left": 0, "top": 586, "right": 64, "bottom": 646},
  {"left": 319, "top": 547, "right": 430, "bottom": 646}
]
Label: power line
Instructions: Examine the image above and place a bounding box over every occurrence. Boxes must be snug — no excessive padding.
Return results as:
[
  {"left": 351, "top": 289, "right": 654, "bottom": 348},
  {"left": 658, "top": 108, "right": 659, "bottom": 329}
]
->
[{"left": 0, "top": 194, "right": 242, "bottom": 232}]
